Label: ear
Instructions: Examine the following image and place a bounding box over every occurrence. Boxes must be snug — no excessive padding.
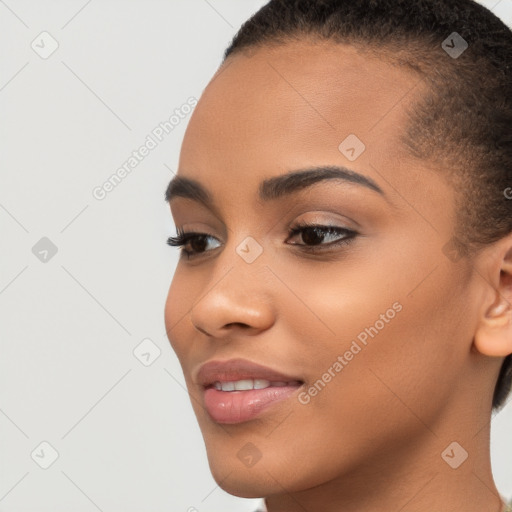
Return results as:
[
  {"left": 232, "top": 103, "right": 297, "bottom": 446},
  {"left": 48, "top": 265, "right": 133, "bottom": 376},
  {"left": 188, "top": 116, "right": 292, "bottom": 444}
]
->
[{"left": 474, "top": 234, "right": 512, "bottom": 357}]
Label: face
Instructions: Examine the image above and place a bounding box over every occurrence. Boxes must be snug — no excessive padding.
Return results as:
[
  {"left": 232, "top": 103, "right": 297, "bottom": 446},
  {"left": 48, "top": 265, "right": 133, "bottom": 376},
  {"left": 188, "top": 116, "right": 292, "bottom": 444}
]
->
[{"left": 164, "top": 40, "right": 488, "bottom": 498}]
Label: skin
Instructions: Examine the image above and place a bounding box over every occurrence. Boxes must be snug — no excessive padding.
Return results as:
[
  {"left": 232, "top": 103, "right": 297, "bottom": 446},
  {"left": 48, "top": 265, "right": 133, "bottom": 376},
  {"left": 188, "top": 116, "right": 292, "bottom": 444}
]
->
[{"left": 164, "top": 39, "right": 512, "bottom": 512}]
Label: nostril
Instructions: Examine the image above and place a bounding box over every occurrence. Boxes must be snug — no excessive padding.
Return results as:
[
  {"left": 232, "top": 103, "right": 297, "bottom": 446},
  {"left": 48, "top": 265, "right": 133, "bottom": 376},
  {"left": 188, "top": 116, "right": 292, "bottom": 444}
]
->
[{"left": 225, "top": 322, "right": 250, "bottom": 329}]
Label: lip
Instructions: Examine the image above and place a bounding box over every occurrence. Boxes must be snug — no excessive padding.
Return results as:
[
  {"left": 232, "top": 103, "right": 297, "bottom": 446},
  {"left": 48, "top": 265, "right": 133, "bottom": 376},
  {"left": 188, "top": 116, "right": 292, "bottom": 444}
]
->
[
  {"left": 196, "top": 358, "right": 303, "bottom": 387},
  {"left": 195, "top": 358, "right": 304, "bottom": 424}
]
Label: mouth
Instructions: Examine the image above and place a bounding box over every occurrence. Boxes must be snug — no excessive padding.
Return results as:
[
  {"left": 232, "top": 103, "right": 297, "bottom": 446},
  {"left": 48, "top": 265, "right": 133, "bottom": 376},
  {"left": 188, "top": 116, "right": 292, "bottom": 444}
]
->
[
  {"left": 202, "top": 381, "right": 304, "bottom": 424},
  {"left": 196, "top": 358, "right": 305, "bottom": 424},
  {"left": 207, "top": 378, "right": 303, "bottom": 391}
]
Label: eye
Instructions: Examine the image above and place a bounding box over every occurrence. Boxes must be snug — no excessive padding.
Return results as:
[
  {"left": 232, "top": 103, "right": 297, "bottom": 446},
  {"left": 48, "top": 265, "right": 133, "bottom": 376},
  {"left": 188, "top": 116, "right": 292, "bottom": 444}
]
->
[
  {"left": 166, "top": 222, "right": 359, "bottom": 259},
  {"left": 285, "top": 221, "right": 358, "bottom": 251},
  {"left": 166, "top": 227, "right": 221, "bottom": 259}
]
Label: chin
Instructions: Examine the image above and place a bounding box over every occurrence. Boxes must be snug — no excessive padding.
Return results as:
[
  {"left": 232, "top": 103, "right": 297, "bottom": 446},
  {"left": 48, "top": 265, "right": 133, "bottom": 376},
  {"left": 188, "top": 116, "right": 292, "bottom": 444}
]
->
[{"left": 207, "top": 461, "right": 280, "bottom": 499}]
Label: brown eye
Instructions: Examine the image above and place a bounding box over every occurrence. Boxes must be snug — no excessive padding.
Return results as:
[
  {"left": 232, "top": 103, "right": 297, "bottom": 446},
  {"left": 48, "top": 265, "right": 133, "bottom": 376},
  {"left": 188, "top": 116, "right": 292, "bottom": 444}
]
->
[
  {"left": 167, "top": 230, "right": 221, "bottom": 258},
  {"left": 286, "top": 222, "right": 358, "bottom": 250}
]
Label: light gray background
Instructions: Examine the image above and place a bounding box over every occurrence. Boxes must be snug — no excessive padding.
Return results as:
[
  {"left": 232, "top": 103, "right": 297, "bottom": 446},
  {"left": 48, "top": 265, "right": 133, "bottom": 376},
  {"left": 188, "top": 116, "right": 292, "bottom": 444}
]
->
[{"left": 0, "top": 1, "right": 511, "bottom": 511}]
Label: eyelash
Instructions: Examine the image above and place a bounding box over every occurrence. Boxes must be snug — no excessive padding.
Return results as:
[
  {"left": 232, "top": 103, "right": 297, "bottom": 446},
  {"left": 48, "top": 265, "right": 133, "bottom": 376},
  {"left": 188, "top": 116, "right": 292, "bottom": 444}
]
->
[{"left": 166, "top": 221, "right": 358, "bottom": 259}]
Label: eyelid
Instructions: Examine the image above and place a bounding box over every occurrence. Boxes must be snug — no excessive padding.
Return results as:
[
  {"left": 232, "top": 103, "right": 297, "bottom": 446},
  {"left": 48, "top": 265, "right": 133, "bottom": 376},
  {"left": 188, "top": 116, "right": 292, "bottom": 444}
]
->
[{"left": 283, "top": 209, "right": 361, "bottom": 232}]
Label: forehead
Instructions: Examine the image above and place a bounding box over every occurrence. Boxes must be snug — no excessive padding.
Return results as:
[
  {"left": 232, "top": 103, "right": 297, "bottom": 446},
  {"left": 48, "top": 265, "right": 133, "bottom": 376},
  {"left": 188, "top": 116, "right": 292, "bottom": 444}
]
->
[{"left": 178, "top": 39, "right": 425, "bottom": 194}]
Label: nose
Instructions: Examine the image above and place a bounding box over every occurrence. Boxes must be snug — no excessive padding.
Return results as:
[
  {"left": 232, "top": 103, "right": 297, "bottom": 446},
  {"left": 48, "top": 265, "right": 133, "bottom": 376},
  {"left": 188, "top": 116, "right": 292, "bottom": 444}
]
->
[{"left": 189, "top": 262, "right": 276, "bottom": 339}]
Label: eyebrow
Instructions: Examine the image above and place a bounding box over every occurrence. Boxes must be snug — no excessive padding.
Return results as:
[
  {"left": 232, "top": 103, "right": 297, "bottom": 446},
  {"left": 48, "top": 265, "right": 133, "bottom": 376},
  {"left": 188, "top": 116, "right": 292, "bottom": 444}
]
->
[{"left": 164, "top": 166, "right": 385, "bottom": 208}]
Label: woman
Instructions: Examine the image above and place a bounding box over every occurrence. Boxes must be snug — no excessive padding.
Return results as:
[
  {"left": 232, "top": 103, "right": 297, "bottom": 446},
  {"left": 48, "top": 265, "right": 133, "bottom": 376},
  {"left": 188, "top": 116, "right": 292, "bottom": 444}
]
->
[{"left": 164, "top": 0, "right": 512, "bottom": 510}]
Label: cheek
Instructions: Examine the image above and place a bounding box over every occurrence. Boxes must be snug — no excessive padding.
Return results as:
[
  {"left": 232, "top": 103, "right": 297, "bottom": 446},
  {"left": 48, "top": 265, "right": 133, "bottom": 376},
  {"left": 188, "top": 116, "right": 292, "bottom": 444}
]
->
[
  {"left": 164, "top": 267, "right": 197, "bottom": 359},
  {"left": 271, "top": 247, "right": 469, "bottom": 424}
]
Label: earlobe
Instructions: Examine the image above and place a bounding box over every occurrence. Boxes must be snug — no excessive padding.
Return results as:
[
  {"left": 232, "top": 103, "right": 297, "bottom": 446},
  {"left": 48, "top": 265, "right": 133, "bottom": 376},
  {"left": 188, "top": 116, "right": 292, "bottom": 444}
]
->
[
  {"left": 474, "top": 240, "right": 512, "bottom": 357},
  {"left": 474, "top": 298, "right": 512, "bottom": 357}
]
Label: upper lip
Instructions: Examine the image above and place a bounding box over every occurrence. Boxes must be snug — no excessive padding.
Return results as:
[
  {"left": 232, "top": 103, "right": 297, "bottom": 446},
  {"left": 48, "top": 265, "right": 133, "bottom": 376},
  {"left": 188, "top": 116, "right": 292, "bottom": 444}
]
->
[{"left": 196, "top": 358, "right": 304, "bottom": 388}]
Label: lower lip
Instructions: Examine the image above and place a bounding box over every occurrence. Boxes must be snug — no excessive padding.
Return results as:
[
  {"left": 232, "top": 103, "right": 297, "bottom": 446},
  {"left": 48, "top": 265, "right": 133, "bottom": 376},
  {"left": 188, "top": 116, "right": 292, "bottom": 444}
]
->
[{"left": 203, "top": 384, "right": 302, "bottom": 424}]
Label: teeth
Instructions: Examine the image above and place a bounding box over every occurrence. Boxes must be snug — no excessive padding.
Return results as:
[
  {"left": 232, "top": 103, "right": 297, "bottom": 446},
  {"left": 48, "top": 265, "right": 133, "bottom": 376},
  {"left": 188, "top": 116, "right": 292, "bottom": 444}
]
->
[
  {"left": 253, "top": 379, "right": 270, "bottom": 389},
  {"left": 234, "top": 379, "right": 254, "bottom": 391},
  {"left": 220, "top": 381, "right": 235, "bottom": 391},
  {"left": 211, "top": 379, "right": 300, "bottom": 391}
]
